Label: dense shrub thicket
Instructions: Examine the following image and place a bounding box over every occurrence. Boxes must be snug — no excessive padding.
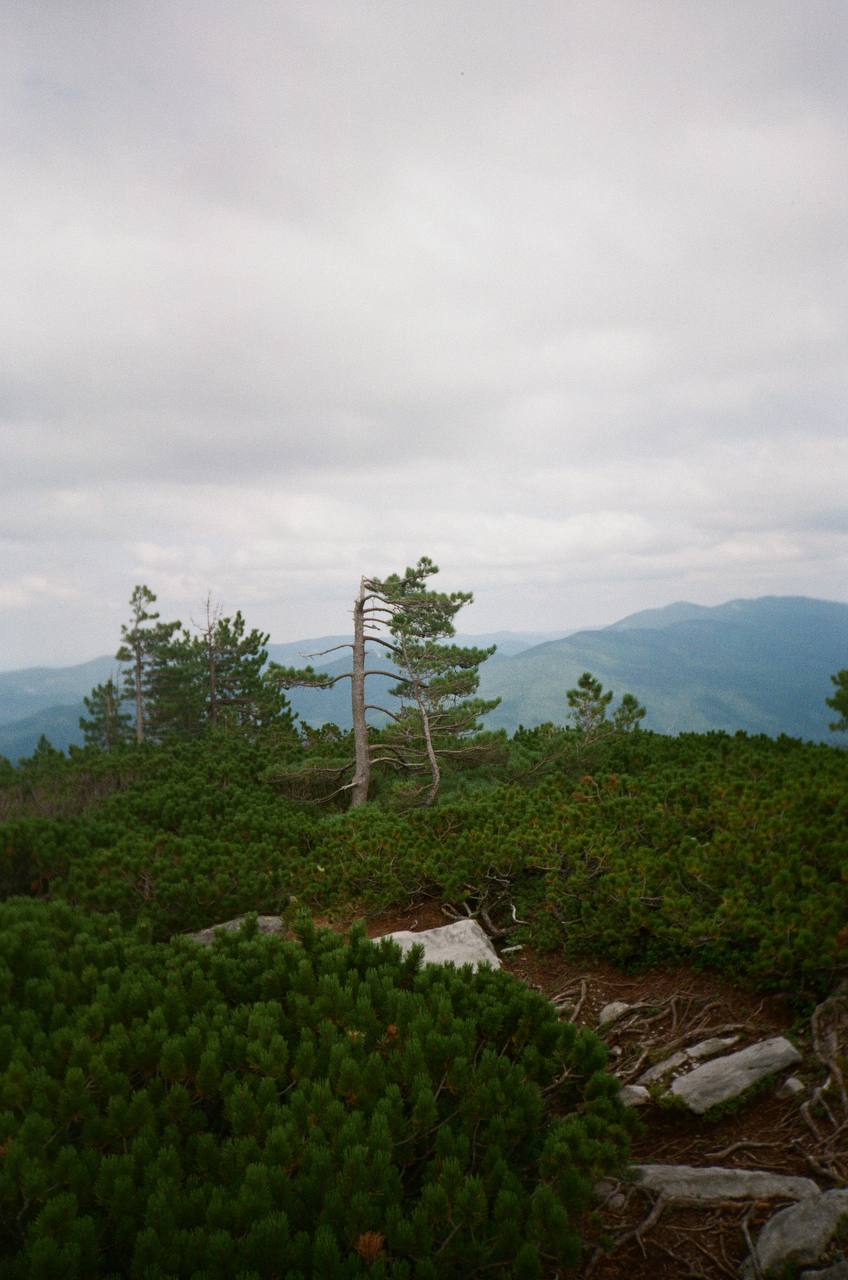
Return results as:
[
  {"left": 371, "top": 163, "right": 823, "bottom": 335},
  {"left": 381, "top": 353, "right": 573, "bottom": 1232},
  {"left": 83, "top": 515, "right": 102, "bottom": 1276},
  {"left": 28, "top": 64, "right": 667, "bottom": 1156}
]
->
[
  {"left": 2, "top": 728, "right": 846, "bottom": 991},
  {"left": 1, "top": 722, "right": 846, "bottom": 1276},
  {"left": 0, "top": 900, "right": 630, "bottom": 1279}
]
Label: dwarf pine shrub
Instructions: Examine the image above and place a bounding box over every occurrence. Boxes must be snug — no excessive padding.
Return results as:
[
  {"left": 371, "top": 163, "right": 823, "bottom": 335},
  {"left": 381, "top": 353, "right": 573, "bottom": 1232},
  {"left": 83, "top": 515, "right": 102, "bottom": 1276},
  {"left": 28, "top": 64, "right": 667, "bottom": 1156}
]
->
[{"left": 0, "top": 900, "right": 631, "bottom": 1279}]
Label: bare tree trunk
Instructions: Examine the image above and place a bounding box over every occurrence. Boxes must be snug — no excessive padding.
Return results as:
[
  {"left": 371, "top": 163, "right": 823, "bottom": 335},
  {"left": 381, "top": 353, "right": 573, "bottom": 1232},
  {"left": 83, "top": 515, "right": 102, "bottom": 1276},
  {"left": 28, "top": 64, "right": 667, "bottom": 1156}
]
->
[{"left": 349, "top": 578, "right": 370, "bottom": 808}]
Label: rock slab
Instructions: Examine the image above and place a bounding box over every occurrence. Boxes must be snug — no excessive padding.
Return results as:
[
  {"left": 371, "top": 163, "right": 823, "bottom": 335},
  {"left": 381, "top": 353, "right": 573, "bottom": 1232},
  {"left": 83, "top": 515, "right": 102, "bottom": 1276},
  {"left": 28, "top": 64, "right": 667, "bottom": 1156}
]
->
[
  {"left": 669, "top": 1036, "right": 801, "bottom": 1114},
  {"left": 185, "top": 915, "right": 286, "bottom": 946},
  {"left": 637, "top": 1036, "right": 740, "bottom": 1085},
  {"left": 380, "top": 919, "right": 501, "bottom": 971},
  {"left": 633, "top": 1164, "right": 819, "bottom": 1203},
  {"left": 744, "top": 1190, "right": 848, "bottom": 1278},
  {"left": 801, "top": 1264, "right": 848, "bottom": 1280}
]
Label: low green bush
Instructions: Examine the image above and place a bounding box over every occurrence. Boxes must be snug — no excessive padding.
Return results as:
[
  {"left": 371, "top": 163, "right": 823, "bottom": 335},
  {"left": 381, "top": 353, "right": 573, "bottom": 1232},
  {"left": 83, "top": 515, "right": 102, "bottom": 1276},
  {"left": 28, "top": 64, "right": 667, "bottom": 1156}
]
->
[{"left": 0, "top": 899, "right": 631, "bottom": 1279}]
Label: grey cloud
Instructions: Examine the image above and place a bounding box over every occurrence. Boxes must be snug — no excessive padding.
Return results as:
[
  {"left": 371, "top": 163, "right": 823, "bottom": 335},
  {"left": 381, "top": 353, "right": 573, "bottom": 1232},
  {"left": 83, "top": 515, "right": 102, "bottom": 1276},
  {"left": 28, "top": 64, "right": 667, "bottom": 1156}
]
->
[{"left": 2, "top": 1, "right": 847, "bottom": 665}]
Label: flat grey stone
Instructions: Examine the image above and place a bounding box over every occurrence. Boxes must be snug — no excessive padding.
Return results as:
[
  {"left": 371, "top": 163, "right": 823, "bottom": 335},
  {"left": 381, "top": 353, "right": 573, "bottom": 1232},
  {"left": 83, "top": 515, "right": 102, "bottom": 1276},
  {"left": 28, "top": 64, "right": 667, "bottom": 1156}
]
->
[
  {"left": 380, "top": 919, "right": 501, "bottom": 971},
  {"left": 638, "top": 1036, "right": 740, "bottom": 1085},
  {"left": 619, "top": 1085, "right": 650, "bottom": 1107},
  {"left": 800, "top": 1263, "right": 848, "bottom": 1280},
  {"left": 744, "top": 1190, "right": 848, "bottom": 1278},
  {"left": 669, "top": 1036, "right": 801, "bottom": 1114},
  {"left": 185, "top": 915, "right": 286, "bottom": 946},
  {"left": 598, "top": 1001, "right": 631, "bottom": 1027},
  {"left": 633, "top": 1164, "right": 818, "bottom": 1203}
]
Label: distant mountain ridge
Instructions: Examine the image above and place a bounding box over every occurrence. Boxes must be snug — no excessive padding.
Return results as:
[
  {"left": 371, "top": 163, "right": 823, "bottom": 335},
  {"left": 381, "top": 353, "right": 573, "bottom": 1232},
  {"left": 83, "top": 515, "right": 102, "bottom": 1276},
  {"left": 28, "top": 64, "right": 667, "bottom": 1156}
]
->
[
  {"left": 1, "top": 598, "right": 845, "bottom": 759},
  {"left": 478, "top": 596, "right": 847, "bottom": 741}
]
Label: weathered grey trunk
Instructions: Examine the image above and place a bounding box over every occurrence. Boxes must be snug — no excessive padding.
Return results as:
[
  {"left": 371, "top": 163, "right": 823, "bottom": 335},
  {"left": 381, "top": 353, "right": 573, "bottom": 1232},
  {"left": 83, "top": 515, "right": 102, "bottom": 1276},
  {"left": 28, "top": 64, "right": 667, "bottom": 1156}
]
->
[{"left": 349, "top": 578, "right": 370, "bottom": 808}]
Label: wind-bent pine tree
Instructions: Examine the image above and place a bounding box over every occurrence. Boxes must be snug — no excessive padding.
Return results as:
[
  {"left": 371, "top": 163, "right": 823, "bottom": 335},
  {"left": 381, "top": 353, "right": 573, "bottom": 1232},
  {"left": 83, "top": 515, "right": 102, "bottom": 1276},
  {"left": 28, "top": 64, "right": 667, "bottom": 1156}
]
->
[
  {"left": 269, "top": 557, "right": 498, "bottom": 807},
  {"left": 79, "top": 676, "right": 132, "bottom": 750}
]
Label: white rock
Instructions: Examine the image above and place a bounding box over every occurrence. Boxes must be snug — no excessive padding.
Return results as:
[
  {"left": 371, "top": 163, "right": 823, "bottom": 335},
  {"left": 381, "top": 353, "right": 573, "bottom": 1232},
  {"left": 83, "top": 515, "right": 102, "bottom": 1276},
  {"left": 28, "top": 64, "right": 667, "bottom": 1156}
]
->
[
  {"left": 638, "top": 1036, "right": 740, "bottom": 1085},
  {"left": 633, "top": 1164, "right": 819, "bottom": 1203},
  {"left": 598, "top": 1001, "right": 631, "bottom": 1028},
  {"left": 185, "top": 915, "right": 286, "bottom": 946},
  {"left": 619, "top": 1085, "right": 650, "bottom": 1107},
  {"left": 380, "top": 919, "right": 501, "bottom": 972},
  {"left": 744, "top": 1190, "right": 848, "bottom": 1278},
  {"left": 777, "top": 1075, "right": 806, "bottom": 1099},
  {"left": 670, "top": 1036, "right": 802, "bottom": 1114}
]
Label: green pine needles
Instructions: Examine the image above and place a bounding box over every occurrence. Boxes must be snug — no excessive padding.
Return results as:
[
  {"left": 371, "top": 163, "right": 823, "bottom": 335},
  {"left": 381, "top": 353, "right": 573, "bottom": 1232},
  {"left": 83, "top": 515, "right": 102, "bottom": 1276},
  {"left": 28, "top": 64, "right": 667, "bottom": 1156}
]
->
[{"left": 0, "top": 901, "right": 632, "bottom": 1279}]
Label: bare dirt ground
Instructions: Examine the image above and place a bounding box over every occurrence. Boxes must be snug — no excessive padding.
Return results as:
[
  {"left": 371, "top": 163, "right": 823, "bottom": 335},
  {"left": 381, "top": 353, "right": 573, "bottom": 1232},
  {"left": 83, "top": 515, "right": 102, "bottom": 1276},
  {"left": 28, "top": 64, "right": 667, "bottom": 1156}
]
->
[{"left": 348, "top": 900, "right": 842, "bottom": 1280}]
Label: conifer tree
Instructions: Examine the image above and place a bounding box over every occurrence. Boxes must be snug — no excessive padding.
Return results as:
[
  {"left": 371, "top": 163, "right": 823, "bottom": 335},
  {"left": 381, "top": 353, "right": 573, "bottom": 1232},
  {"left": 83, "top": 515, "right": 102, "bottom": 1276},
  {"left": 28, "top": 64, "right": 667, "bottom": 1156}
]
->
[
  {"left": 826, "top": 667, "right": 848, "bottom": 732},
  {"left": 269, "top": 557, "right": 498, "bottom": 806},
  {"left": 115, "top": 585, "right": 181, "bottom": 743},
  {"left": 193, "top": 601, "right": 286, "bottom": 733},
  {"left": 566, "top": 671, "right": 646, "bottom": 747},
  {"left": 370, "top": 558, "right": 500, "bottom": 804},
  {"left": 79, "top": 676, "right": 132, "bottom": 750}
]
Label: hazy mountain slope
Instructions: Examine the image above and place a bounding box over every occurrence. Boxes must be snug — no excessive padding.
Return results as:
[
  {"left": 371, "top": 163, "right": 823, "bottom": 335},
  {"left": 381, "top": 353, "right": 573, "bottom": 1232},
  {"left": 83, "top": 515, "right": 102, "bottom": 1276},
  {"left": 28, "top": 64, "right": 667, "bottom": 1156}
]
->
[
  {"left": 479, "top": 596, "right": 848, "bottom": 740},
  {"left": 0, "top": 705, "right": 85, "bottom": 761},
  {"left": 0, "top": 656, "right": 118, "bottom": 726},
  {"left": 1, "top": 601, "right": 844, "bottom": 756}
]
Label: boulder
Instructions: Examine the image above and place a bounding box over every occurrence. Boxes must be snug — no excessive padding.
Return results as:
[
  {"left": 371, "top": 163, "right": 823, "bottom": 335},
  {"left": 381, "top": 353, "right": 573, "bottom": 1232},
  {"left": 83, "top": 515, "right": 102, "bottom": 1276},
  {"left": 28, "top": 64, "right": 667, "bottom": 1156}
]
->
[
  {"left": 185, "top": 915, "right": 286, "bottom": 946},
  {"left": 669, "top": 1036, "right": 801, "bottom": 1114},
  {"left": 633, "top": 1164, "right": 818, "bottom": 1203},
  {"left": 777, "top": 1075, "right": 806, "bottom": 1099},
  {"left": 379, "top": 919, "right": 501, "bottom": 971},
  {"left": 637, "top": 1036, "right": 740, "bottom": 1085},
  {"left": 598, "top": 1001, "right": 631, "bottom": 1028},
  {"left": 744, "top": 1190, "right": 848, "bottom": 1278},
  {"left": 619, "top": 1085, "right": 650, "bottom": 1108}
]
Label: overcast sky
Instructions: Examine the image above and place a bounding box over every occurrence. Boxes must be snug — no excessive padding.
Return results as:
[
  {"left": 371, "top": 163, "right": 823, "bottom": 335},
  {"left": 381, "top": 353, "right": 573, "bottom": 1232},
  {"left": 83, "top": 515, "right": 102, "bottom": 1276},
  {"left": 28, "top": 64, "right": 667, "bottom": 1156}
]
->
[{"left": 3, "top": 1, "right": 847, "bottom": 668}]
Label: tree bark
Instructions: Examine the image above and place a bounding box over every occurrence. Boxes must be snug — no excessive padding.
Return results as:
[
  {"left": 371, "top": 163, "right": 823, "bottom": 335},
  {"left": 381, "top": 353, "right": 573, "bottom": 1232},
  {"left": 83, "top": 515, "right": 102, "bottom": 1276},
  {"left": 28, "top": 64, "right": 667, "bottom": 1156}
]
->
[{"left": 349, "top": 577, "right": 370, "bottom": 808}]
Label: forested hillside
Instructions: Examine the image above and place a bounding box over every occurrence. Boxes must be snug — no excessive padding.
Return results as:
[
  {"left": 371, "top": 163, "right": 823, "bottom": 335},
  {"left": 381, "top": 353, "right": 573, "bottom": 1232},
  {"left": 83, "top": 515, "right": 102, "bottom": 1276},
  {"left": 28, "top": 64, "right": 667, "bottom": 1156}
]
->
[{"left": 480, "top": 595, "right": 848, "bottom": 740}]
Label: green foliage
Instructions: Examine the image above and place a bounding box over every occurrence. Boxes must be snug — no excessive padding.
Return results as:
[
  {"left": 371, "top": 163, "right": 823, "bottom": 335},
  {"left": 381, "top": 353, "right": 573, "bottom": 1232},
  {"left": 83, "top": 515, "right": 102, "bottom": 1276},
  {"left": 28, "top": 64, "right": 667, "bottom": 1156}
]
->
[
  {"left": 373, "top": 557, "right": 501, "bottom": 805},
  {"left": 1, "top": 728, "right": 847, "bottom": 992},
  {"left": 566, "top": 672, "right": 646, "bottom": 745},
  {"left": 79, "top": 678, "right": 132, "bottom": 751},
  {"left": 827, "top": 668, "right": 848, "bottom": 732},
  {"left": 0, "top": 900, "right": 631, "bottom": 1277},
  {"left": 113, "top": 586, "right": 295, "bottom": 748},
  {"left": 115, "top": 584, "right": 182, "bottom": 744}
]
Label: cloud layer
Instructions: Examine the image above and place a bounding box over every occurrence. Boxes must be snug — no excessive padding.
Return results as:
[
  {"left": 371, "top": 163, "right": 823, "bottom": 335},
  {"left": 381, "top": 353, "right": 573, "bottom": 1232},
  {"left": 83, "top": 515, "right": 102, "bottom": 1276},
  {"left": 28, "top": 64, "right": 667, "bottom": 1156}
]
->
[{"left": 3, "top": 1, "right": 847, "bottom": 666}]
